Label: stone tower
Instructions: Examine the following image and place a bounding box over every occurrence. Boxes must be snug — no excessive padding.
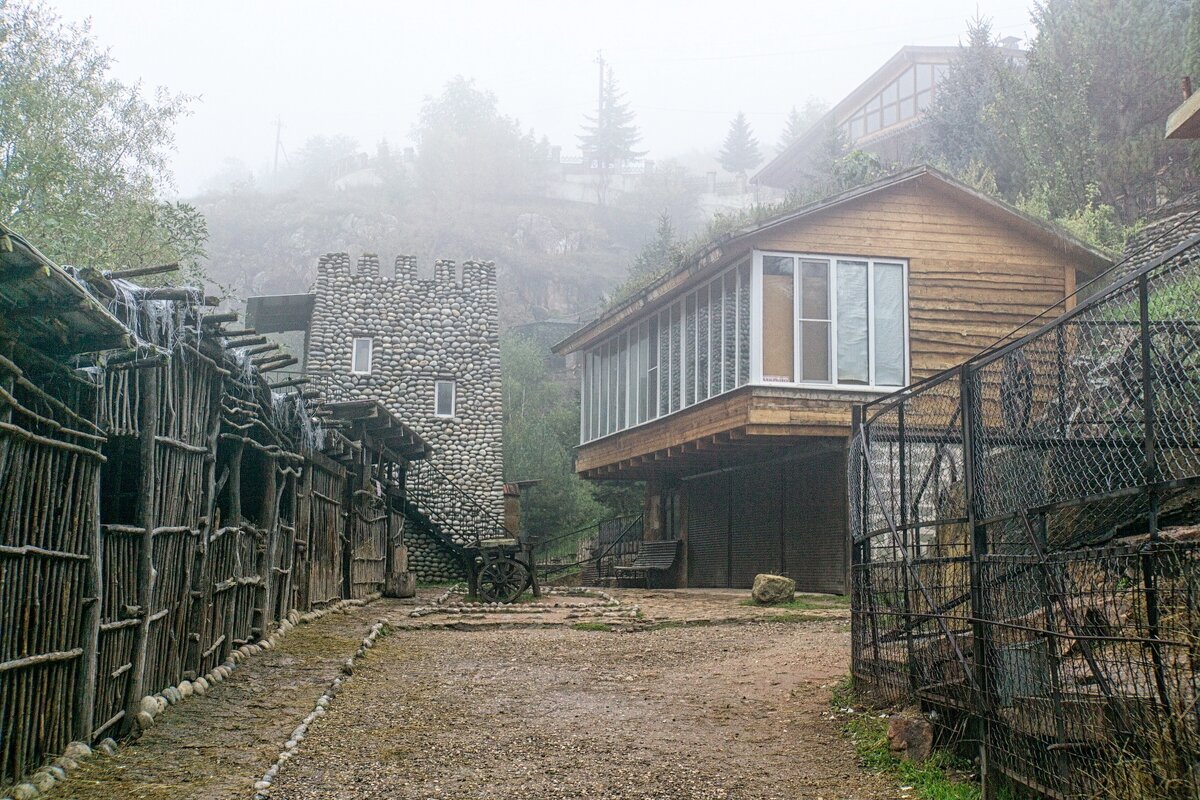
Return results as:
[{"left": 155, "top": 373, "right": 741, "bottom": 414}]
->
[{"left": 306, "top": 253, "right": 504, "bottom": 534}]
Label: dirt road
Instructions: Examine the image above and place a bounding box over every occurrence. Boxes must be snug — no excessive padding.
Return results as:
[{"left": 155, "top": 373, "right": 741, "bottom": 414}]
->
[{"left": 47, "top": 590, "right": 893, "bottom": 800}]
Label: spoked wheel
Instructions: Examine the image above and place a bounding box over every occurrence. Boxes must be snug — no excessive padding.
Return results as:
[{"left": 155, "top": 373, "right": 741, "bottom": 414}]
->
[{"left": 475, "top": 556, "right": 530, "bottom": 604}]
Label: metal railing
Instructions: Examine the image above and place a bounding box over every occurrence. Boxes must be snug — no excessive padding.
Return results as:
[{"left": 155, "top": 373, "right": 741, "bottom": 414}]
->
[
  {"left": 850, "top": 233, "right": 1200, "bottom": 799},
  {"left": 403, "top": 459, "right": 513, "bottom": 550},
  {"left": 532, "top": 513, "right": 644, "bottom": 583}
]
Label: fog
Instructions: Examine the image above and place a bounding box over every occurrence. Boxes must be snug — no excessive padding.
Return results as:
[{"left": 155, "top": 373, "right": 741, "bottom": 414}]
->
[{"left": 51, "top": 0, "right": 1035, "bottom": 196}]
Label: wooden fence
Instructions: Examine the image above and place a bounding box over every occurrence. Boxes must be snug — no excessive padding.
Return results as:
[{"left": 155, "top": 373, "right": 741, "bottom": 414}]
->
[{"left": 0, "top": 275, "right": 420, "bottom": 789}]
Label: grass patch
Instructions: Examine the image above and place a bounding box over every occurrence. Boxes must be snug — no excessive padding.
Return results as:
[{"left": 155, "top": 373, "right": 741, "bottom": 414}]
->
[
  {"left": 832, "top": 677, "right": 982, "bottom": 800},
  {"left": 644, "top": 618, "right": 714, "bottom": 631},
  {"left": 741, "top": 593, "right": 850, "bottom": 610},
  {"left": 570, "top": 622, "right": 614, "bottom": 632}
]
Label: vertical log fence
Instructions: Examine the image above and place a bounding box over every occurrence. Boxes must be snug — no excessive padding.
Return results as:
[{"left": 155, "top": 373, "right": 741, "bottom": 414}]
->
[{"left": 0, "top": 258, "right": 430, "bottom": 791}]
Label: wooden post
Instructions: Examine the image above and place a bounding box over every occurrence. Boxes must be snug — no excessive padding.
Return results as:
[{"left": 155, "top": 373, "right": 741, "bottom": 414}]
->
[
  {"left": 223, "top": 438, "right": 243, "bottom": 653},
  {"left": 186, "top": 374, "right": 224, "bottom": 677},
  {"left": 255, "top": 454, "right": 278, "bottom": 636},
  {"left": 75, "top": 443, "right": 102, "bottom": 742},
  {"left": 123, "top": 360, "right": 159, "bottom": 733}
]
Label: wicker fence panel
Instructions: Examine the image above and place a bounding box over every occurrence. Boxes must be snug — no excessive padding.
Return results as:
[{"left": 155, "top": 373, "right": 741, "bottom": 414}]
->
[
  {"left": 306, "top": 460, "right": 346, "bottom": 609},
  {"left": 0, "top": 356, "right": 102, "bottom": 786},
  {"left": 349, "top": 492, "right": 388, "bottom": 599}
]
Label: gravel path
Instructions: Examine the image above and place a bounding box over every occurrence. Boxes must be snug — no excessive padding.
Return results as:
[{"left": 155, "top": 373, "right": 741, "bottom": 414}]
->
[
  {"left": 39, "top": 590, "right": 892, "bottom": 800},
  {"left": 45, "top": 602, "right": 396, "bottom": 800},
  {"left": 269, "top": 614, "right": 891, "bottom": 799}
]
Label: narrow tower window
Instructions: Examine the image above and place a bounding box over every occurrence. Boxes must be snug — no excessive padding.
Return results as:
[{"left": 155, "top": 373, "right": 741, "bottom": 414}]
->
[
  {"left": 351, "top": 337, "right": 373, "bottom": 374},
  {"left": 434, "top": 379, "right": 456, "bottom": 418}
]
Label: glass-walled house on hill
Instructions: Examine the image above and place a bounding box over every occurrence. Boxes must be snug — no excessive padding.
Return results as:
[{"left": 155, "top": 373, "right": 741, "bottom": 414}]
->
[
  {"left": 555, "top": 166, "right": 1109, "bottom": 592},
  {"left": 755, "top": 43, "right": 1025, "bottom": 191}
]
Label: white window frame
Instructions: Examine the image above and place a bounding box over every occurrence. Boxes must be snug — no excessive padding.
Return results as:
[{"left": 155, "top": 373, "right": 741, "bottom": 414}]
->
[
  {"left": 351, "top": 337, "right": 373, "bottom": 375},
  {"left": 576, "top": 256, "right": 754, "bottom": 444},
  {"left": 434, "top": 379, "right": 456, "bottom": 418},
  {"left": 752, "top": 250, "right": 909, "bottom": 393}
]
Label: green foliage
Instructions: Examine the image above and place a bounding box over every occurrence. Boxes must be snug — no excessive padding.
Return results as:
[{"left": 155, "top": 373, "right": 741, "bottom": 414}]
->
[
  {"left": 718, "top": 111, "right": 763, "bottom": 175},
  {"left": 927, "top": 6, "right": 1197, "bottom": 223},
  {"left": 833, "top": 680, "right": 981, "bottom": 800},
  {"left": 0, "top": 0, "right": 207, "bottom": 279},
  {"left": 414, "top": 76, "right": 550, "bottom": 211},
  {"left": 501, "top": 332, "right": 605, "bottom": 543},
  {"left": 740, "top": 594, "right": 850, "bottom": 610},
  {"left": 776, "top": 98, "right": 828, "bottom": 153},
  {"left": 570, "top": 622, "right": 614, "bottom": 632},
  {"left": 1016, "top": 184, "right": 1133, "bottom": 253}
]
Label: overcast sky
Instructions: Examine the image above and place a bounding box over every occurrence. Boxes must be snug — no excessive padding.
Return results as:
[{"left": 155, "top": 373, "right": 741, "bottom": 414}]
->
[{"left": 51, "top": 0, "right": 1037, "bottom": 196}]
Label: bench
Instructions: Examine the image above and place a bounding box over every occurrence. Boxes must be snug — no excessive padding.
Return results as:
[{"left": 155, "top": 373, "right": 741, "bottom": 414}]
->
[{"left": 614, "top": 540, "right": 680, "bottom": 588}]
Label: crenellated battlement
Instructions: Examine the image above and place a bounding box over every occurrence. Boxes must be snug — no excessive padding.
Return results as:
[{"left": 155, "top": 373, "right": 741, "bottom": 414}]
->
[{"left": 316, "top": 252, "right": 496, "bottom": 292}]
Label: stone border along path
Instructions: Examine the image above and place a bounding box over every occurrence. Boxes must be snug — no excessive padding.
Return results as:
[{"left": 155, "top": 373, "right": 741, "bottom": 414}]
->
[
  {"left": 406, "top": 585, "right": 642, "bottom": 625},
  {"left": 28, "top": 597, "right": 393, "bottom": 800},
  {"left": 253, "top": 620, "right": 391, "bottom": 798}
]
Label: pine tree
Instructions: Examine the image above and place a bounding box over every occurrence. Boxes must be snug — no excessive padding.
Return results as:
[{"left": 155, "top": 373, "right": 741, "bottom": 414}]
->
[
  {"left": 631, "top": 211, "right": 684, "bottom": 279},
  {"left": 776, "top": 99, "right": 828, "bottom": 153},
  {"left": 719, "top": 112, "right": 762, "bottom": 176},
  {"left": 578, "top": 67, "right": 645, "bottom": 202}
]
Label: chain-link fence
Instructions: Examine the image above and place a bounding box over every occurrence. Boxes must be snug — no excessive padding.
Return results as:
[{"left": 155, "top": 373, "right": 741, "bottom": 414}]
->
[{"left": 850, "top": 233, "right": 1200, "bottom": 799}]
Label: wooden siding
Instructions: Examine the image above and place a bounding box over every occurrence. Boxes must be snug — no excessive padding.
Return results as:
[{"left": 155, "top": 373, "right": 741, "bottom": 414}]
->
[
  {"left": 748, "top": 180, "right": 1077, "bottom": 380},
  {"left": 574, "top": 175, "right": 1095, "bottom": 476}
]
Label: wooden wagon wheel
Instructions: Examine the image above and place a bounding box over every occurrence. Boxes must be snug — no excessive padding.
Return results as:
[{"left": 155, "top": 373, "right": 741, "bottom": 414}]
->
[{"left": 475, "top": 555, "right": 530, "bottom": 604}]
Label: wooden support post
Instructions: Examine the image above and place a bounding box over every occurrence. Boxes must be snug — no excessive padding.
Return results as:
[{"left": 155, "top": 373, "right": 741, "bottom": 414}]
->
[
  {"left": 75, "top": 442, "right": 101, "bottom": 741},
  {"left": 123, "top": 359, "right": 159, "bottom": 734},
  {"left": 186, "top": 373, "right": 224, "bottom": 677},
  {"left": 223, "top": 438, "right": 244, "bottom": 652},
  {"left": 255, "top": 454, "right": 278, "bottom": 637}
]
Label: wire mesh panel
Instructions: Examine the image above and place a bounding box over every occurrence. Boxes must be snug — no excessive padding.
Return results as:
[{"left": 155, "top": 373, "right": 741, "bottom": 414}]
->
[{"left": 851, "top": 234, "right": 1200, "bottom": 798}]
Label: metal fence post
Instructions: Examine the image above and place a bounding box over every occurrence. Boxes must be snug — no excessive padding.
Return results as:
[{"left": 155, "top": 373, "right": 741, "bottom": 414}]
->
[
  {"left": 897, "top": 403, "right": 918, "bottom": 695},
  {"left": 1138, "top": 273, "right": 1171, "bottom": 711},
  {"left": 959, "top": 363, "right": 991, "bottom": 795}
]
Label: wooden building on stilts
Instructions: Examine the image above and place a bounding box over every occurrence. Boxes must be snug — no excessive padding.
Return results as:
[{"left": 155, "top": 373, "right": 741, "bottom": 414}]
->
[{"left": 553, "top": 167, "right": 1111, "bottom": 593}]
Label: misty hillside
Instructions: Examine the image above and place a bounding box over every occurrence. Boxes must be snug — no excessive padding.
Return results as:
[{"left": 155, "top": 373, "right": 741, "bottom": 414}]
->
[{"left": 194, "top": 184, "right": 647, "bottom": 329}]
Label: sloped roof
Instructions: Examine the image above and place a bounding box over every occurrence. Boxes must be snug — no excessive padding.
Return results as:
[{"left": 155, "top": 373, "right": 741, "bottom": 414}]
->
[
  {"left": 553, "top": 165, "right": 1112, "bottom": 355},
  {"left": 0, "top": 221, "right": 131, "bottom": 356},
  {"left": 1117, "top": 190, "right": 1200, "bottom": 276},
  {"left": 755, "top": 46, "right": 961, "bottom": 189}
]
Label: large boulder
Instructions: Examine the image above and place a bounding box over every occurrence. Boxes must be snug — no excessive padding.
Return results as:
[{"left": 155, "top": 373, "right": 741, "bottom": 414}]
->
[
  {"left": 887, "top": 712, "right": 933, "bottom": 762},
  {"left": 751, "top": 574, "right": 796, "bottom": 605}
]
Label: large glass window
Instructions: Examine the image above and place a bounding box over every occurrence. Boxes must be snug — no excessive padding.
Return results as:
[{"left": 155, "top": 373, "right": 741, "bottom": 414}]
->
[
  {"left": 737, "top": 261, "right": 751, "bottom": 386},
  {"left": 873, "top": 263, "right": 906, "bottom": 386},
  {"left": 836, "top": 260, "right": 870, "bottom": 384},
  {"left": 800, "top": 260, "right": 831, "bottom": 382},
  {"left": 756, "top": 251, "right": 906, "bottom": 390},
  {"left": 669, "top": 303, "right": 681, "bottom": 413},
  {"left": 761, "top": 255, "right": 795, "bottom": 382},
  {"left": 684, "top": 293, "right": 697, "bottom": 406}
]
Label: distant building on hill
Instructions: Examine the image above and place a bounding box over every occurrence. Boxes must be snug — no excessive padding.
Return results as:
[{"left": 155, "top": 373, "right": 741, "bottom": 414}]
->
[{"left": 755, "top": 42, "right": 1025, "bottom": 191}]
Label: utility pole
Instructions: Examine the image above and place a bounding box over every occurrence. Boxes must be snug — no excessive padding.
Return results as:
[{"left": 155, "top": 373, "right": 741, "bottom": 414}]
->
[
  {"left": 595, "top": 50, "right": 606, "bottom": 123},
  {"left": 273, "top": 117, "right": 289, "bottom": 180}
]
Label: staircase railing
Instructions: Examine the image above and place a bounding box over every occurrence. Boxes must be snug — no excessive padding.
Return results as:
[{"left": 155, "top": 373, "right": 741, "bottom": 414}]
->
[
  {"left": 403, "top": 458, "right": 513, "bottom": 550},
  {"left": 533, "top": 512, "right": 644, "bottom": 583}
]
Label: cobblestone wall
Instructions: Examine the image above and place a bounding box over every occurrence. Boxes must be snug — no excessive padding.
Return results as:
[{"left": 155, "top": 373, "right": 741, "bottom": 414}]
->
[{"left": 306, "top": 253, "right": 504, "bottom": 560}]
